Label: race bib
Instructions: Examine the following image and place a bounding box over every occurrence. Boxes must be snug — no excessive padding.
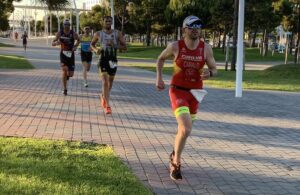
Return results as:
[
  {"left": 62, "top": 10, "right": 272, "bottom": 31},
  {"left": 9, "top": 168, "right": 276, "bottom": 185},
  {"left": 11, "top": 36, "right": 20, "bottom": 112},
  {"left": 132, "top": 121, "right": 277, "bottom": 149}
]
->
[
  {"left": 190, "top": 89, "right": 208, "bottom": 103},
  {"left": 109, "top": 60, "right": 118, "bottom": 69},
  {"left": 62, "top": 50, "right": 72, "bottom": 58}
]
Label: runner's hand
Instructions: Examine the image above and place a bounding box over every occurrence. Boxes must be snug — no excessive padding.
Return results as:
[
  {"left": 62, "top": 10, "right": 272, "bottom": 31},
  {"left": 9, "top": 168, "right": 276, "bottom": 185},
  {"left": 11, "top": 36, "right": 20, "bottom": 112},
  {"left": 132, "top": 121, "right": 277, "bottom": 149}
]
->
[
  {"left": 72, "top": 46, "right": 78, "bottom": 52},
  {"left": 156, "top": 79, "right": 165, "bottom": 91},
  {"left": 96, "top": 48, "right": 102, "bottom": 55},
  {"left": 52, "top": 40, "right": 60, "bottom": 46},
  {"left": 201, "top": 69, "right": 210, "bottom": 80}
]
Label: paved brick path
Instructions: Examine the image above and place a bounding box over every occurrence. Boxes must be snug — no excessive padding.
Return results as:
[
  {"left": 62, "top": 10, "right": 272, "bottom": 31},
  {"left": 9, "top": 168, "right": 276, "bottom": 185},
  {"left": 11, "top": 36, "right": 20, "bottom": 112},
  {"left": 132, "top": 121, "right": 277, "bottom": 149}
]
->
[{"left": 1, "top": 39, "right": 300, "bottom": 194}]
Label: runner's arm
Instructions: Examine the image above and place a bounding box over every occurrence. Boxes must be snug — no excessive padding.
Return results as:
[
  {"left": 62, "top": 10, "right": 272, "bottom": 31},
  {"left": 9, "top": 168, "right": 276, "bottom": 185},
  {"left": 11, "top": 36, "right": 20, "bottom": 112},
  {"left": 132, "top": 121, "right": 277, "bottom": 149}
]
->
[
  {"left": 156, "top": 42, "right": 176, "bottom": 91},
  {"left": 52, "top": 32, "right": 61, "bottom": 46},
  {"left": 204, "top": 43, "right": 217, "bottom": 79},
  {"left": 90, "top": 32, "right": 101, "bottom": 55},
  {"left": 73, "top": 33, "right": 80, "bottom": 51}
]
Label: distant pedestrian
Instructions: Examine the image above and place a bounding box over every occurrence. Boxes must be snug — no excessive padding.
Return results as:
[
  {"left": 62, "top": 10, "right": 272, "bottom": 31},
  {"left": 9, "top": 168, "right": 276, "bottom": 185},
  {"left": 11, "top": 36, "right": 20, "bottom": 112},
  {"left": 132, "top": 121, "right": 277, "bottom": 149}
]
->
[
  {"left": 14, "top": 31, "right": 18, "bottom": 43},
  {"left": 22, "top": 31, "right": 28, "bottom": 52}
]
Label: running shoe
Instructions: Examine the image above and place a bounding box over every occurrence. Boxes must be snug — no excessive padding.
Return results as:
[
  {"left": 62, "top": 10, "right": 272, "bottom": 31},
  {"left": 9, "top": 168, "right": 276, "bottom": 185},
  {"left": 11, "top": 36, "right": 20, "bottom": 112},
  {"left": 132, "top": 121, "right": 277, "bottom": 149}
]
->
[
  {"left": 105, "top": 106, "right": 112, "bottom": 114},
  {"left": 62, "top": 89, "right": 67, "bottom": 96},
  {"left": 169, "top": 151, "right": 182, "bottom": 180},
  {"left": 169, "top": 161, "right": 182, "bottom": 180}
]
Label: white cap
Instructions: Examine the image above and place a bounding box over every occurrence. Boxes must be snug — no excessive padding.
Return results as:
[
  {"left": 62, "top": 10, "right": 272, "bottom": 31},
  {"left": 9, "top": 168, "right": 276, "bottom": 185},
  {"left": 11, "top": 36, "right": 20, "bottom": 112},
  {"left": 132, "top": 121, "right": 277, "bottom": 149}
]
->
[
  {"left": 182, "top": 15, "right": 203, "bottom": 28},
  {"left": 63, "top": 19, "right": 70, "bottom": 25}
]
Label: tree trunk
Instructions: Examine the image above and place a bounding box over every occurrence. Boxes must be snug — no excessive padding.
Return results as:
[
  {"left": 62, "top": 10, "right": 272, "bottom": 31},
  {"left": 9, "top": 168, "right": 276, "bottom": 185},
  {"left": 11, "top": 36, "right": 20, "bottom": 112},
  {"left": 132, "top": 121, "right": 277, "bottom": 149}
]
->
[
  {"left": 218, "top": 30, "right": 221, "bottom": 48},
  {"left": 260, "top": 30, "right": 265, "bottom": 55},
  {"left": 212, "top": 31, "right": 215, "bottom": 48},
  {"left": 295, "top": 7, "right": 300, "bottom": 64},
  {"left": 231, "top": 0, "right": 239, "bottom": 71},
  {"left": 289, "top": 32, "right": 294, "bottom": 55},
  {"left": 294, "top": 32, "right": 300, "bottom": 63},
  {"left": 251, "top": 30, "right": 257, "bottom": 47},
  {"left": 262, "top": 29, "right": 268, "bottom": 57},
  {"left": 222, "top": 27, "right": 227, "bottom": 54},
  {"left": 146, "top": 21, "right": 151, "bottom": 46}
]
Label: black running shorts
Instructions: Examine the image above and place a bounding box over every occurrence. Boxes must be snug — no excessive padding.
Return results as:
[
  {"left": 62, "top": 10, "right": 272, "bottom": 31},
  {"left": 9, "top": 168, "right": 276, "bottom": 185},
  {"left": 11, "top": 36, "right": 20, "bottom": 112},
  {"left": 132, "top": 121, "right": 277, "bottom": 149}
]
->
[
  {"left": 81, "top": 51, "right": 93, "bottom": 63},
  {"left": 97, "top": 57, "right": 117, "bottom": 76},
  {"left": 60, "top": 51, "right": 75, "bottom": 72}
]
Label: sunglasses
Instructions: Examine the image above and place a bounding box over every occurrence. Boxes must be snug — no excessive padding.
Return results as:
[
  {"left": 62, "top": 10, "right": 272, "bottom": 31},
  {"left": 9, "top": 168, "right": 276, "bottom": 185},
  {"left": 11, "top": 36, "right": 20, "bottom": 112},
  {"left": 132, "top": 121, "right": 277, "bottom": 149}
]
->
[{"left": 187, "top": 24, "right": 202, "bottom": 29}]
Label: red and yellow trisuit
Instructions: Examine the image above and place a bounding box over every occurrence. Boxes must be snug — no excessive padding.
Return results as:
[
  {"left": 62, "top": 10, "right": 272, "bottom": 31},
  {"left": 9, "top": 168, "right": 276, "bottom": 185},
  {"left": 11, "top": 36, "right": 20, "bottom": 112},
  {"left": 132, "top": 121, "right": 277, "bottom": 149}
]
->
[{"left": 169, "top": 39, "right": 206, "bottom": 120}]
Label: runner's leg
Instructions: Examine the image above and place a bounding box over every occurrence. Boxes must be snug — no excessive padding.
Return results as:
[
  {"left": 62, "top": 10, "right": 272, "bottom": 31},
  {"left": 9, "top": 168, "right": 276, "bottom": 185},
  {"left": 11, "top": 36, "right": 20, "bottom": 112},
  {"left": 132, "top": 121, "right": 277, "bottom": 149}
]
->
[
  {"left": 82, "top": 61, "right": 88, "bottom": 81},
  {"left": 101, "top": 73, "right": 110, "bottom": 106},
  {"left": 174, "top": 113, "right": 192, "bottom": 165},
  {"left": 61, "top": 65, "right": 68, "bottom": 90}
]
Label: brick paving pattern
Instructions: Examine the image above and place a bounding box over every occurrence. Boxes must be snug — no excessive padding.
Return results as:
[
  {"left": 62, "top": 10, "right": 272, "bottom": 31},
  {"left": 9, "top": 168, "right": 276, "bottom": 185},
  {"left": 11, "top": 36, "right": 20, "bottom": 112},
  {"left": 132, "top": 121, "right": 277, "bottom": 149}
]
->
[{"left": 0, "top": 39, "right": 300, "bottom": 194}]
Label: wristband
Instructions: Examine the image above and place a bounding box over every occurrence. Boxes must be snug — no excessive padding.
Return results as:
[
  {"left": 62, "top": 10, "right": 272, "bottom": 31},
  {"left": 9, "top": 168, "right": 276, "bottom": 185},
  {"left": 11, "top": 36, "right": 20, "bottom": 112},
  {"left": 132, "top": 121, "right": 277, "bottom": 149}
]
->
[{"left": 209, "top": 70, "right": 213, "bottom": 77}]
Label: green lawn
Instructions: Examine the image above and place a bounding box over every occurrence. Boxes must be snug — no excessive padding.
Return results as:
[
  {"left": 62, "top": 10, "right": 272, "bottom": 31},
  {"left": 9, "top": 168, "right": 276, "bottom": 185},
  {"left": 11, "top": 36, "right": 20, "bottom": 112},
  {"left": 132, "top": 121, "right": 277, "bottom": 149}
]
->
[
  {"left": 0, "top": 54, "right": 34, "bottom": 69},
  {"left": 0, "top": 43, "right": 14, "bottom": 47},
  {"left": 118, "top": 44, "right": 292, "bottom": 62},
  {"left": 120, "top": 62, "right": 300, "bottom": 92},
  {"left": 204, "top": 64, "right": 300, "bottom": 91},
  {"left": 213, "top": 47, "right": 293, "bottom": 62},
  {"left": 119, "top": 44, "right": 164, "bottom": 60},
  {"left": 0, "top": 137, "right": 152, "bottom": 195}
]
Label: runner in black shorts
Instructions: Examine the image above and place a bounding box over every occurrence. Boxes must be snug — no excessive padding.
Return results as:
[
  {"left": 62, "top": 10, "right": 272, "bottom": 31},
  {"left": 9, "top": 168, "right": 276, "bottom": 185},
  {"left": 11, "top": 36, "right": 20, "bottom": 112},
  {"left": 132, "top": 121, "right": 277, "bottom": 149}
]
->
[
  {"left": 90, "top": 16, "right": 127, "bottom": 114},
  {"left": 22, "top": 31, "right": 28, "bottom": 52},
  {"left": 52, "top": 19, "right": 80, "bottom": 95},
  {"left": 80, "top": 26, "right": 93, "bottom": 87}
]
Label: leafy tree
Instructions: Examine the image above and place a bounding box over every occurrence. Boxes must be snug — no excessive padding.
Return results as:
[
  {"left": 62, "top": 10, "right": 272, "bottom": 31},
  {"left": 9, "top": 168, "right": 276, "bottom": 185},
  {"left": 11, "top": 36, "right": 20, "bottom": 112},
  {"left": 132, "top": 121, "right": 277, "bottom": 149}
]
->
[
  {"left": 79, "top": 5, "right": 109, "bottom": 32},
  {"left": 210, "top": 0, "right": 234, "bottom": 51},
  {"left": 0, "top": 0, "right": 21, "bottom": 31},
  {"left": 245, "top": 0, "right": 282, "bottom": 57},
  {"left": 168, "top": 0, "right": 213, "bottom": 39},
  {"left": 279, "top": 0, "right": 300, "bottom": 63},
  {"left": 36, "top": 0, "right": 70, "bottom": 11},
  {"left": 135, "top": 0, "right": 169, "bottom": 46}
]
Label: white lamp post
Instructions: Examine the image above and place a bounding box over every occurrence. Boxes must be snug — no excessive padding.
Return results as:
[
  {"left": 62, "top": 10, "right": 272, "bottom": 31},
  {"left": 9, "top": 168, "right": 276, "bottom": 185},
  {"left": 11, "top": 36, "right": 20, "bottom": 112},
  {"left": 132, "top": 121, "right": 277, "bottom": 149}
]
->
[{"left": 235, "top": 0, "right": 245, "bottom": 97}]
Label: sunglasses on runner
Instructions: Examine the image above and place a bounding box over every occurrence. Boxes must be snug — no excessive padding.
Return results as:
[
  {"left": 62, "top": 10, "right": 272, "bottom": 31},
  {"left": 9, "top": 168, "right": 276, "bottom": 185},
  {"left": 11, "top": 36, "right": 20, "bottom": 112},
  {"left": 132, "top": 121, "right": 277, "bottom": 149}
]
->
[{"left": 187, "top": 24, "right": 202, "bottom": 29}]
